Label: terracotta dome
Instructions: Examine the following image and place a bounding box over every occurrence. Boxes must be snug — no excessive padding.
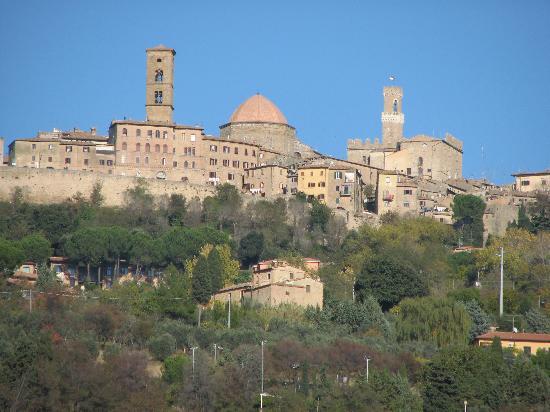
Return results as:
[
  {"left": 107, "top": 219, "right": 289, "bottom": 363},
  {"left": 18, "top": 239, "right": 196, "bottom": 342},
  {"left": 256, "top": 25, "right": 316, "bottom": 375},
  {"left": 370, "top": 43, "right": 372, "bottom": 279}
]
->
[{"left": 229, "top": 94, "right": 288, "bottom": 125}]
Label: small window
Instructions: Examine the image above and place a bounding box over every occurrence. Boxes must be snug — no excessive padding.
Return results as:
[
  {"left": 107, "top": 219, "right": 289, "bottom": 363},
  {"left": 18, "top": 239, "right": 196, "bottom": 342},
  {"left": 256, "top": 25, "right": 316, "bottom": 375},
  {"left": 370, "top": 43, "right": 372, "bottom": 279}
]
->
[
  {"left": 83, "top": 146, "right": 90, "bottom": 152},
  {"left": 163, "top": 144, "right": 168, "bottom": 153},
  {"left": 155, "top": 91, "right": 163, "bottom": 104},
  {"left": 385, "top": 177, "right": 390, "bottom": 183},
  {"left": 107, "top": 160, "right": 113, "bottom": 166},
  {"left": 404, "top": 189, "right": 413, "bottom": 195},
  {"left": 122, "top": 128, "right": 128, "bottom": 136},
  {"left": 320, "top": 170, "right": 323, "bottom": 176},
  {"left": 542, "top": 180, "right": 547, "bottom": 186},
  {"left": 301, "top": 172, "right": 304, "bottom": 176},
  {"left": 136, "top": 157, "right": 140, "bottom": 164},
  {"left": 334, "top": 171, "right": 342, "bottom": 179},
  {"left": 48, "top": 157, "right": 52, "bottom": 162},
  {"left": 521, "top": 180, "right": 530, "bottom": 186},
  {"left": 192, "top": 161, "right": 195, "bottom": 168},
  {"left": 84, "top": 159, "right": 89, "bottom": 166},
  {"left": 228, "top": 173, "right": 234, "bottom": 180},
  {"left": 223, "top": 159, "right": 229, "bottom": 167},
  {"left": 48, "top": 144, "right": 53, "bottom": 150},
  {"left": 173, "top": 161, "right": 177, "bottom": 167},
  {"left": 136, "top": 129, "right": 141, "bottom": 137},
  {"left": 319, "top": 182, "right": 326, "bottom": 187},
  {"left": 243, "top": 162, "right": 249, "bottom": 169},
  {"left": 393, "top": 99, "right": 398, "bottom": 113},
  {"left": 306, "top": 285, "right": 311, "bottom": 293},
  {"left": 290, "top": 273, "right": 294, "bottom": 279},
  {"left": 155, "top": 130, "right": 161, "bottom": 139},
  {"left": 155, "top": 69, "right": 163, "bottom": 82},
  {"left": 136, "top": 143, "right": 141, "bottom": 152},
  {"left": 156, "top": 58, "right": 162, "bottom": 62},
  {"left": 155, "top": 144, "right": 160, "bottom": 153},
  {"left": 31, "top": 155, "right": 36, "bottom": 161},
  {"left": 190, "top": 134, "right": 196, "bottom": 142},
  {"left": 233, "top": 160, "right": 239, "bottom": 168},
  {"left": 122, "top": 142, "right": 127, "bottom": 151},
  {"left": 32, "top": 144, "right": 36, "bottom": 150},
  {"left": 99, "top": 160, "right": 105, "bottom": 166},
  {"left": 210, "top": 145, "right": 218, "bottom": 152},
  {"left": 406, "top": 168, "right": 412, "bottom": 175},
  {"left": 210, "top": 158, "right": 217, "bottom": 166},
  {"left": 145, "top": 143, "right": 150, "bottom": 153},
  {"left": 234, "top": 147, "right": 239, "bottom": 154},
  {"left": 161, "top": 158, "right": 166, "bottom": 166},
  {"left": 65, "top": 157, "right": 71, "bottom": 164},
  {"left": 145, "top": 157, "right": 149, "bottom": 164},
  {"left": 252, "top": 150, "right": 256, "bottom": 156},
  {"left": 403, "top": 202, "right": 410, "bottom": 208},
  {"left": 184, "top": 161, "right": 188, "bottom": 168},
  {"left": 66, "top": 146, "right": 72, "bottom": 152},
  {"left": 318, "top": 194, "right": 325, "bottom": 200},
  {"left": 245, "top": 149, "right": 248, "bottom": 156},
  {"left": 209, "top": 171, "right": 217, "bottom": 178},
  {"left": 223, "top": 146, "right": 230, "bottom": 154},
  {"left": 147, "top": 130, "right": 153, "bottom": 138}
]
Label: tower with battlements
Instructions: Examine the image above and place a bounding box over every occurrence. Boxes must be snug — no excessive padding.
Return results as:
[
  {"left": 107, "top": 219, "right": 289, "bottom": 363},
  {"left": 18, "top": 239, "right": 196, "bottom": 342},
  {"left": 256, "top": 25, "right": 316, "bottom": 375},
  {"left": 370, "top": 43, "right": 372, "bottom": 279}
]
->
[{"left": 381, "top": 86, "right": 404, "bottom": 147}]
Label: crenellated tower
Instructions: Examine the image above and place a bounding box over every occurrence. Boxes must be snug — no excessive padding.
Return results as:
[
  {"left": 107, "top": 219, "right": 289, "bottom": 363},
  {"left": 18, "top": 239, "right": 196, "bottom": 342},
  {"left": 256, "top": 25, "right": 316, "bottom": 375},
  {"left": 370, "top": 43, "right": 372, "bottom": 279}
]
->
[{"left": 381, "top": 86, "right": 404, "bottom": 147}]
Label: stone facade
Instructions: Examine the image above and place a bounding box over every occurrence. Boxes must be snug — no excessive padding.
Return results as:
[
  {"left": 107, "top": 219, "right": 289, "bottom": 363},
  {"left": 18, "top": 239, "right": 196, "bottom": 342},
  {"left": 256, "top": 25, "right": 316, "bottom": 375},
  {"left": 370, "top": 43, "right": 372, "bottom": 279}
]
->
[
  {"left": 145, "top": 45, "right": 175, "bottom": 124},
  {"left": 212, "top": 260, "right": 323, "bottom": 308},
  {"left": 348, "top": 86, "right": 463, "bottom": 182},
  {"left": 0, "top": 167, "right": 215, "bottom": 207}
]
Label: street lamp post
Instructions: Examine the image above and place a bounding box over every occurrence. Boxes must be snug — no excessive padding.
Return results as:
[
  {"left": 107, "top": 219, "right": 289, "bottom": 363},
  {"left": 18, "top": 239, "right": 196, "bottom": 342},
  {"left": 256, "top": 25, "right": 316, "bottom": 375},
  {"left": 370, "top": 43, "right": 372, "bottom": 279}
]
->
[
  {"left": 464, "top": 400, "right": 468, "bottom": 412},
  {"left": 364, "top": 355, "right": 371, "bottom": 383},
  {"left": 497, "top": 247, "right": 504, "bottom": 317},
  {"left": 261, "top": 340, "right": 267, "bottom": 393}
]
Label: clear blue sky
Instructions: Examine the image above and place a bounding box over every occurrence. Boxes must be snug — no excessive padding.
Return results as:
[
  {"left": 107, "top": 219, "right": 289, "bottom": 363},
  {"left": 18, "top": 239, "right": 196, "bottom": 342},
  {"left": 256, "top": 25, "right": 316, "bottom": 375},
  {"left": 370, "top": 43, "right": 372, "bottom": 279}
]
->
[{"left": 1, "top": 0, "right": 549, "bottom": 183}]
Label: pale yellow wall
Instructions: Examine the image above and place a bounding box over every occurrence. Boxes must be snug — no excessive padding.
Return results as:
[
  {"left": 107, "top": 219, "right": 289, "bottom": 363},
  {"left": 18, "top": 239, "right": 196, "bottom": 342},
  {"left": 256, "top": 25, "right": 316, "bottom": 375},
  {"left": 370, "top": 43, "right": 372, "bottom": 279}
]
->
[
  {"left": 514, "top": 174, "right": 550, "bottom": 192},
  {"left": 298, "top": 168, "right": 329, "bottom": 202},
  {"left": 477, "top": 338, "right": 550, "bottom": 354}
]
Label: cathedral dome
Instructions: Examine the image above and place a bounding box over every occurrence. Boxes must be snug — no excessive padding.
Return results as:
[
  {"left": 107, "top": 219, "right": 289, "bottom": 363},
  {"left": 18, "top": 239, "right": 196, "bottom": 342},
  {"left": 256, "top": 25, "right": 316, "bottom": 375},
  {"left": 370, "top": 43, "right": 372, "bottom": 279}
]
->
[{"left": 229, "top": 94, "right": 288, "bottom": 125}]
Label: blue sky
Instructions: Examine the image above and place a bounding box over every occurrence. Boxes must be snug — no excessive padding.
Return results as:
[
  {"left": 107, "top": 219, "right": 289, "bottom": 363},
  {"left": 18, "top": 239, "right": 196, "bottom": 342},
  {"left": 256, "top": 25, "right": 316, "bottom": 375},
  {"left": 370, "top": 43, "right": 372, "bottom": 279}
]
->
[{"left": 1, "top": 0, "right": 549, "bottom": 183}]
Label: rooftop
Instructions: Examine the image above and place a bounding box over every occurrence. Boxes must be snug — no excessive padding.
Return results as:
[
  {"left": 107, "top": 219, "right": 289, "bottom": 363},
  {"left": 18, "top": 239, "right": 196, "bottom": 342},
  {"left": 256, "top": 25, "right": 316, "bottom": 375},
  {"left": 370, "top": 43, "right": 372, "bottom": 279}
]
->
[{"left": 476, "top": 331, "right": 550, "bottom": 343}]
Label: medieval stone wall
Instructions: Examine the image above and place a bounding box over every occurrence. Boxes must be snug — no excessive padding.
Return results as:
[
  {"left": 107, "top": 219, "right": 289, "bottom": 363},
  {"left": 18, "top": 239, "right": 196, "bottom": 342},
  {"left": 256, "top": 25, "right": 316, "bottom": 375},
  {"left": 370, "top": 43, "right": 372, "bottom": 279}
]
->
[{"left": 0, "top": 167, "right": 215, "bottom": 206}]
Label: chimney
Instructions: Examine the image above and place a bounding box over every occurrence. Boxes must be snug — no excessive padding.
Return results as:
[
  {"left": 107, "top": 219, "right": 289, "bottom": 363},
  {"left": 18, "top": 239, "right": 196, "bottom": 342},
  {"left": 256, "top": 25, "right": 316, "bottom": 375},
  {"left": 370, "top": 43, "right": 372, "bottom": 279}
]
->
[{"left": 90, "top": 127, "right": 96, "bottom": 135}]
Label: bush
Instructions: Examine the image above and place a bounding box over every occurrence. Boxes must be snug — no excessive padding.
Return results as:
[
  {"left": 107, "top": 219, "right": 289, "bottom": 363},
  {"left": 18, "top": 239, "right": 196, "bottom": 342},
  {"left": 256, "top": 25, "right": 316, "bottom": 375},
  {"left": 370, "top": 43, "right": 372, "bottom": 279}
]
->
[
  {"left": 162, "top": 353, "right": 188, "bottom": 384},
  {"left": 148, "top": 332, "right": 177, "bottom": 360}
]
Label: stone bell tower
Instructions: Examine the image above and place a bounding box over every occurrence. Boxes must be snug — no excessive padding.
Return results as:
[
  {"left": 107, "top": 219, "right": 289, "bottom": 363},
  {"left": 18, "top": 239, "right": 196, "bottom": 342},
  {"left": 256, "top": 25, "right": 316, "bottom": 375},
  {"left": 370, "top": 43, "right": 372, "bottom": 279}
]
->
[
  {"left": 381, "top": 86, "right": 404, "bottom": 147},
  {"left": 145, "top": 45, "right": 175, "bottom": 123}
]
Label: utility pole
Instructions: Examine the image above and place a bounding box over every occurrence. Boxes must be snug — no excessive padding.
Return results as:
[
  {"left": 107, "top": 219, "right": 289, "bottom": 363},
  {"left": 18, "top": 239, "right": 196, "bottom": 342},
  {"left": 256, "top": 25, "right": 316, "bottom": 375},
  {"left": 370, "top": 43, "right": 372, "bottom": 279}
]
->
[
  {"left": 191, "top": 346, "right": 198, "bottom": 379},
  {"left": 28, "top": 289, "right": 32, "bottom": 313},
  {"left": 213, "top": 343, "right": 223, "bottom": 363},
  {"left": 261, "top": 340, "right": 267, "bottom": 393},
  {"left": 227, "top": 294, "right": 231, "bottom": 329},
  {"left": 365, "top": 355, "right": 371, "bottom": 383},
  {"left": 499, "top": 247, "right": 504, "bottom": 317}
]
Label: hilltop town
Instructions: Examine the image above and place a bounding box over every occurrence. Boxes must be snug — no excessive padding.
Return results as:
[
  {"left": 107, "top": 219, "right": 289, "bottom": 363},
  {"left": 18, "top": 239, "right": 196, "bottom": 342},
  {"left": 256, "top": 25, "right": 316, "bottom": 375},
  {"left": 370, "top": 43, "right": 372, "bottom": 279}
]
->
[
  {"left": 2, "top": 45, "right": 548, "bottom": 243},
  {"left": 1, "top": 45, "right": 550, "bottom": 411}
]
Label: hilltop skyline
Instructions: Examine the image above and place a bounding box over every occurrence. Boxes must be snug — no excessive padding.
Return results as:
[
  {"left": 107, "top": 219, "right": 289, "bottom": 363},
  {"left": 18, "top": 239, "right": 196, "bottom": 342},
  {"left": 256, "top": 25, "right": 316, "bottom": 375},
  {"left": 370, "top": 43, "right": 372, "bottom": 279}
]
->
[{"left": 1, "top": 0, "right": 549, "bottom": 183}]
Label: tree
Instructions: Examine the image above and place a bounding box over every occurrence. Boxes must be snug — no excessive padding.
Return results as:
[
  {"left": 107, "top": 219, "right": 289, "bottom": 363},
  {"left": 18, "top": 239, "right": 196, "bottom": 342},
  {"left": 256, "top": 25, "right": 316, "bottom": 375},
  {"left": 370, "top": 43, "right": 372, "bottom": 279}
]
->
[
  {"left": 207, "top": 247, "right": 223, "bottom": 292},
  {"left": 462, "top": 300, "right": 491, "bottom": 342},
  {"left": 63, "top": 227, "right": 108, "bottom": 281},
  {"left": 238, "top": 231, "right": 264, "bottom": 267},
  {"left": 529, "top": 193, "right": 550, "bottom": 233},
  {"left": 19, "top": 234, "right": 53, "bottom": 265},
  {"left": 147, "top": 333, "right": 177, "bottom": 360},
  {"left": 356, "top": 255, "right": 428, "bottom": 311},
  {"left": 163, "top": 194, "right": 187, "bottom": 227},
  {"left": 90, "top": 181, "right": 105, "bottom": 207},
  {"left": 452, "top": 194, "right": 486, "bottom": 246},
  {"left": 0, "top": 238, "right": 24, "bottom": 273},
  {"left": 309, "top": 199, "right": 332, "bottom": 232},
  {"left": 192, "top": 255, "right": 211, "bottom": 305},
  {"left": 396, "top": 297, "right": 471, "bottom": 347},
  {"left": 524, "top": 309, "right": 550, "bottom": 333}
]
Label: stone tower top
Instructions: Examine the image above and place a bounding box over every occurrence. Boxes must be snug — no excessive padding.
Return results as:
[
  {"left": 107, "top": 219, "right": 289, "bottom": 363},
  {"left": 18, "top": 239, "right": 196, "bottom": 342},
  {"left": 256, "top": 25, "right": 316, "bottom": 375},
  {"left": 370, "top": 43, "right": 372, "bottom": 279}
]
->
[
  {"left": 381, "top": 86, "right": 404, "bottom": 147},
  {"left": 145, "top": 45, "right": 175, "bottom": 124}
]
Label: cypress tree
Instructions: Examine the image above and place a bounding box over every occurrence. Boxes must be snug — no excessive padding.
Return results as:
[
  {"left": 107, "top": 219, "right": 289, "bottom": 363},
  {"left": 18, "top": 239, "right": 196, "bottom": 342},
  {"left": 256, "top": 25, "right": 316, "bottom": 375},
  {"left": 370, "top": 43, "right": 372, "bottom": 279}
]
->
[
  {"left": 207, "top": 247, "right": 223, "bottom": 292},
  {"left": 192, "top": 255, "right": 211, "bottom": 305}
]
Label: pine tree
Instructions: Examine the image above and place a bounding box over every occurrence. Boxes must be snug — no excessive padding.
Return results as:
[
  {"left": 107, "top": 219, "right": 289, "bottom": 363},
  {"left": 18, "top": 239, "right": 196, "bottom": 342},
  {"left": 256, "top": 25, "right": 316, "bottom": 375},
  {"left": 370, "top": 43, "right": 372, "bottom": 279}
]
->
[{"left": 192, "top": 255, "right": 211, "bottom": 305}]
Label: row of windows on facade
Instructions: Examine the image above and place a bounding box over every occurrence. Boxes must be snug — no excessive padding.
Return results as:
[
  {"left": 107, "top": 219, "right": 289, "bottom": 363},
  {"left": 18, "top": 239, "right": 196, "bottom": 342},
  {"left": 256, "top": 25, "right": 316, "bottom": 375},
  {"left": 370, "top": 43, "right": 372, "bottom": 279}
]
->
[
  {"left": 32, "top": 144, "right": 91, "bottom": 153},
  {"left": 120, "top": 128, "right": 197, "bottom": 141},
  {"left": 131, "top": 157, "right": 195, "bottom": 168},
  {"left": 299, "top": 170, "right": 344, "bottom": 179},
  {"left": 209, "top": 158, "right": 256, "bottom": 169},
  {"left": 208, "top": 171, "right": 236, "bottom": 181},
  {"left": 61, "top": 157, "right": 113, "bottom": 166},
  {"left": 209, "top": 144, "right": 260, "bottom": 157},
  {"left": 521, "top": 180, "right": 548, "bottom": 186}
]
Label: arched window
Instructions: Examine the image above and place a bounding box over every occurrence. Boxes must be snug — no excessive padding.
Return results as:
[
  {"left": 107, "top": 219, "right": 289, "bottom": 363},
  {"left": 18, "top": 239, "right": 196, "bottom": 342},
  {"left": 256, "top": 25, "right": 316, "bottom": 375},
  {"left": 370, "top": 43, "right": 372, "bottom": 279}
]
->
[
  {"left": 136, "top": 143, "right": 141, "bottom": 152},
  {"left": 192, "top": 161, "right": 196, "bottom": 168},
  {"left": 145, "top": 157, "right": 149, "bottom": 164},
  {"left": 163, "top": 144, "right": 168, "bottom": 153},
  {"left": 155, "top": 130, "right": 160, "bottom": 138},
  {"left": 145, "top": 143, "right": 150, "bottom": 153},
  {"left": 184, "top": 161, "right": 189, "bottom": 168},
  {"left": 122, "top": 128, "right": 128, "bottom": 136},
  {"left": 418, "top": 157, "right": 423, "bottom": 166},
  {"left": 122, "top": 142, "right": 127, "bottom": 150},
  {"left": 161, "top": 158, "right": 166, "bottom": 166},
  {"left": 155, "top": 144, "right": 160, "bottom": 153},
  {"left": 393, "top": 99, "right": 398, "bottom": 113},
  {"left": 155, "top": 69, "right": 163, "bottom": 82},
  {"left": 163, "top": 131, "right": 168, "bottom": 139},
  {"left": 136, "top": 129, "right": 141, "bottom": 137}
]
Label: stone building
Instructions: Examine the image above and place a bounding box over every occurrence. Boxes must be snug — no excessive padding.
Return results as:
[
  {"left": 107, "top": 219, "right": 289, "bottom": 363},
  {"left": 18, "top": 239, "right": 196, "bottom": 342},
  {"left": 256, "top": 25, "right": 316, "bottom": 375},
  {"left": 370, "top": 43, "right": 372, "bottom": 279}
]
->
[
  {"left": 347, "top": 86, "right": 463, "bottom": 182},
  {"left": 212, "top": 259, "right": 323, "bottom": 308},
  {"left": 243, "top": 164, "right": 296, "bottom": 197},
  {"left": 0, "top": 137, "right": 4, "bottom": 166},
  {"left": 8, "top": 128, "right": 115, "bottom": 173},
  {"left": 512, "top": 170, "right": 550, "bottom": 192}
]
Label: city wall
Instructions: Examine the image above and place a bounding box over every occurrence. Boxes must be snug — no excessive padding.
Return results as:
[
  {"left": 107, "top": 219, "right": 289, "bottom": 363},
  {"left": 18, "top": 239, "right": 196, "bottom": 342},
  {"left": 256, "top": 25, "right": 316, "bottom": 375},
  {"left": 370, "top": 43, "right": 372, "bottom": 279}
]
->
[{"left": 0, "top": 167, "right": 216, "bottom": 206}]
